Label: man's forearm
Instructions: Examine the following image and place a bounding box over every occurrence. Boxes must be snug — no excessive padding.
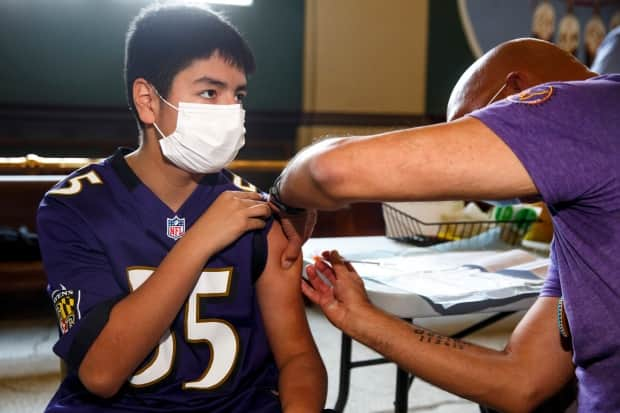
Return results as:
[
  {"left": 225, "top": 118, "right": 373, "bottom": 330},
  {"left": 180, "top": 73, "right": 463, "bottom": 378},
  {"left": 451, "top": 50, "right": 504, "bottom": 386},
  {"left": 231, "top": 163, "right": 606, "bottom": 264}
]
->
[
  {"left": 345, "top": 306, "right": 531, "bottom": 413},
  {"left": 278, "top": 118, "right": 539, "bottom": 211}
]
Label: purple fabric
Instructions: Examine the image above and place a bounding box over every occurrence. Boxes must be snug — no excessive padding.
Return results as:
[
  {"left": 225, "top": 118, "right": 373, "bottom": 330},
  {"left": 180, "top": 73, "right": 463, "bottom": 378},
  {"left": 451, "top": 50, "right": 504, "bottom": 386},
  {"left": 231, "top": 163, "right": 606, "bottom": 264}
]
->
[
  {"left": 38, "top": 149, "right": 280, "bottom": 412},
  {"left": 471, "top": 75, "right": 620, "bottom": 412}
]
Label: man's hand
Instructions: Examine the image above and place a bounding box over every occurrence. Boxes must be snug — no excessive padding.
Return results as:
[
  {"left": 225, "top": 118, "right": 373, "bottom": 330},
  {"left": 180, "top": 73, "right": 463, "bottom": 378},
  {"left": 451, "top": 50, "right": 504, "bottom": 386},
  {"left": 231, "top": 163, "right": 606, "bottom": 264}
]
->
[
  {"left": 270, "top": 204, "right": 317, "bottom": 269},
  {"left": 301, "top": 250, "right": 373, "bottom": 333}
]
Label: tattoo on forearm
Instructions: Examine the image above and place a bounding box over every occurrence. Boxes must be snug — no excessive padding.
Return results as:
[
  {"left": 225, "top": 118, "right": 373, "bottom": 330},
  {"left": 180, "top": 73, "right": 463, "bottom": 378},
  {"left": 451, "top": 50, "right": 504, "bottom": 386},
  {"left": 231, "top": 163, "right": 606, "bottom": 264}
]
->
[{"left": 414, "top": 329, "right": 469, "bottom": 350}]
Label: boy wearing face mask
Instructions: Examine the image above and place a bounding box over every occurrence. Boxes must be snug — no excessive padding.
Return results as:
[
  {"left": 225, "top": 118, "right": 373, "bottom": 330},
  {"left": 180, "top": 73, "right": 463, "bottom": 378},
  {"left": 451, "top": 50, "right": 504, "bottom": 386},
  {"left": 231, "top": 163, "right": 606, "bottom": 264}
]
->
[{"left": 37, "top": 4, "right": 328, "bottom": 412}]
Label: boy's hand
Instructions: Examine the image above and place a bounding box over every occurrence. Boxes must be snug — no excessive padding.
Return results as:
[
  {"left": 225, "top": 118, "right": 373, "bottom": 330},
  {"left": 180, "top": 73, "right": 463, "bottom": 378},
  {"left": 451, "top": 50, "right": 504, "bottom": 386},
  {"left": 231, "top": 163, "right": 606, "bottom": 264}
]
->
[{"left": 196, "top": 191, "right": 271, "bottom": 255}]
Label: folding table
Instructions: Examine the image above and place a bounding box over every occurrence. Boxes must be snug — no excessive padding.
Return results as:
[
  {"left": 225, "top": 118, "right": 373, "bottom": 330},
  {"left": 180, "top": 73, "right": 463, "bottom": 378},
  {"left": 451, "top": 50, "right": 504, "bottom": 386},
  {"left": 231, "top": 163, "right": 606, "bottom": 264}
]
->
[{"left": 303, "top": 236, "right": 542, "bottom": 413}]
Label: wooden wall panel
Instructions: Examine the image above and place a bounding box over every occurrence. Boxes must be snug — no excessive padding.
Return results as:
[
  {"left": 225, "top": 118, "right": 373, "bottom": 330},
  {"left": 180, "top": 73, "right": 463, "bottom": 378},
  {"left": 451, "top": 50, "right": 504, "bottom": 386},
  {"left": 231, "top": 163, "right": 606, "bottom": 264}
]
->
[{"left": 303, "top": 0, "right": 429, "bottom": 114}]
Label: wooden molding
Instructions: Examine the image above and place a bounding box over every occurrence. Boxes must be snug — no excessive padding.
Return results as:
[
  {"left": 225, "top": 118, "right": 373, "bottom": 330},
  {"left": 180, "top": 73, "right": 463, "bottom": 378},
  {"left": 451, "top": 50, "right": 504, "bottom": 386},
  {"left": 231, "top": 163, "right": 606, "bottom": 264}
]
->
[{"left": 0, "top": 154, "right": 287, "bottom": 174}]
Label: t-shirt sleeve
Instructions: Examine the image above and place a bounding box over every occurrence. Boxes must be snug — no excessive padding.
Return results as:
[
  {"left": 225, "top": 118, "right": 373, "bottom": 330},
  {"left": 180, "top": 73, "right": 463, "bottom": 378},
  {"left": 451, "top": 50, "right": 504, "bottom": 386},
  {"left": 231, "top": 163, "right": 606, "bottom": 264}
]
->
[
  {"left": 539, "top": 245, "right": 561, "bottom": 297},
  {"left": 38, "top": 195, "right": 126, "bottom": 371},
  {"left": 469, "top": 82, "right": 616, "bottom": 207}
]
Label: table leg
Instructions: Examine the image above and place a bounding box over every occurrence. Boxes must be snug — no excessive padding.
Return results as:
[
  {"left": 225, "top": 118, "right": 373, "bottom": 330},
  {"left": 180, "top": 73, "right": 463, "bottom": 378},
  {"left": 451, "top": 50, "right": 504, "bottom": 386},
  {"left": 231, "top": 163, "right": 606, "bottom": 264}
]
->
[
  {"left": 452, "top": 312, "right": 514, "bottom": 339},
  {"left": 394, "top": 366, "right": 410, "bottom": 412},
  {"left": 334, "top": 333, "right": 353, "bottom": 412}
]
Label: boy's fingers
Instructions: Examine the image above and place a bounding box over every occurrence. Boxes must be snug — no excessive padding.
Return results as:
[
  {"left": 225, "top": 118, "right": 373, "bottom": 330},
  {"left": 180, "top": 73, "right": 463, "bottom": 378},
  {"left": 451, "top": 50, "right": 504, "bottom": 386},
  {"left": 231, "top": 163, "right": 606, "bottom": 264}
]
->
[
  {"left": 247, "top": 203, "right": 272, "bottom": 218},
  {"left": 232, "top": 191, "right": 263, "bottom": 200},
  {"left": 246, "top": 218, "right": 267, "bottom": 231}
]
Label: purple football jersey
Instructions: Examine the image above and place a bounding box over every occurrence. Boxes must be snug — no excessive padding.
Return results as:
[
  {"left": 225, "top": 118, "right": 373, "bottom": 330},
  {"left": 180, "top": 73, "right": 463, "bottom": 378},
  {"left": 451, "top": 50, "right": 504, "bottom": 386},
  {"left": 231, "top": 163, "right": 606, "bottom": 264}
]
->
[
  {"left": 38, "top": 149, "right": 281, "bottom": 412},
  {"left": 471, "top": 74, "right": 620, "bottom": 412}
]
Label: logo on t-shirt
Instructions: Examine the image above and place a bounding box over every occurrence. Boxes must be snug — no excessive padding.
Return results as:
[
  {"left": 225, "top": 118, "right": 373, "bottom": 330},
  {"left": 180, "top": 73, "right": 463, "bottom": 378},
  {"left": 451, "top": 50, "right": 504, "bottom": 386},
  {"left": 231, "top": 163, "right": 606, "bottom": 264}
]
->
[
  {"left": 166, "top": 216, "right": 186, "bottom": 240},
  {"left": 508, "top": 85, "right": 553, "bottom": 105},
  {"left": 51, "top": 285, "right": 81, "bottom": 335}
]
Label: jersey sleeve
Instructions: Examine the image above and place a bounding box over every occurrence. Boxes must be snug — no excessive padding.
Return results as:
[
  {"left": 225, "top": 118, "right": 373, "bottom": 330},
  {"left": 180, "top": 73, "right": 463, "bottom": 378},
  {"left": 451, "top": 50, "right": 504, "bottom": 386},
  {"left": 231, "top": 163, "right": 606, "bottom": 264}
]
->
[
  {"left": 469, "top": 81, "right": 617, "bottom": 208},
  {"left": 38, "top": 195, "right": 126, "bottom": 371},
  {"left": 252, "top": 217, "right": 275, "bottom": 282}
]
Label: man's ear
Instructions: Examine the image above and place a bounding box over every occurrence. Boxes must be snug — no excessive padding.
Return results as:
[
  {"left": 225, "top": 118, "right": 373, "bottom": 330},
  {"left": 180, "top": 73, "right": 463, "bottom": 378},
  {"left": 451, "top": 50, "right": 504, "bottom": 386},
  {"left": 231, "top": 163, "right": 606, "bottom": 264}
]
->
[
  {"left": 504, "top": 71, "right": 531, "bottom": 94},
  {"left": 133, "top": 78, "right": 158, "bottom": 125}
]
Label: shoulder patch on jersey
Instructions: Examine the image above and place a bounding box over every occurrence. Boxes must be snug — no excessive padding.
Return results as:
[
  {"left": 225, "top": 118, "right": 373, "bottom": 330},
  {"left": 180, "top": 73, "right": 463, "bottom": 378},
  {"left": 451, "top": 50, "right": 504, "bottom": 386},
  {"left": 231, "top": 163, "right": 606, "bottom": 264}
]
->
[
  {"left": 507, "top": 85, "right": 553, "bottom": 105},
  {"left": 227, "top": 171, "right": 258, "bottom": 192},
  {"left": 48, "top": 170, "right": 103, "bottom": 196},
  {"left": 51, "top": 284, "right": 81, "bottom": 335}
]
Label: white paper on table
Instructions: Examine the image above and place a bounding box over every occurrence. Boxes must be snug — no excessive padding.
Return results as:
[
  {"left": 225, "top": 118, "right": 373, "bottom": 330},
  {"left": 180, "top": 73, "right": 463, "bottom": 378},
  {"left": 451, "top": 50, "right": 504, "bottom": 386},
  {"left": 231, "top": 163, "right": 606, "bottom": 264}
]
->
[
  {"left": 302, "top": 236, "right": 419, "bottom": 261},
  {"left": 302, "top": 237, "right": 547, "bottom": 309},
  {"left": 346, "top": 249, "right": 541, "bottom": 275},
  {"left": 355, "top": 265, "right": 544, "bottom": 308}
]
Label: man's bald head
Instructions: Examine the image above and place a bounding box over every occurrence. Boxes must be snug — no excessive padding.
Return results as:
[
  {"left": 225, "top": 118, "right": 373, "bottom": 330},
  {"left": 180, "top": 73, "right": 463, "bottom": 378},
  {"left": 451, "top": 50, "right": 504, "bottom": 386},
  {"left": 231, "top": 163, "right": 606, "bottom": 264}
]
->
[{"left": 447, "top": 38, "right": 596, "bottom": 121}]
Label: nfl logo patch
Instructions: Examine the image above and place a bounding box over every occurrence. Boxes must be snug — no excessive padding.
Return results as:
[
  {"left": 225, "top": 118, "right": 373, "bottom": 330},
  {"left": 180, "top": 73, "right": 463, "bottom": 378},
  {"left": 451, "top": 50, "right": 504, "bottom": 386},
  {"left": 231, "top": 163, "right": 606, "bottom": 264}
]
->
[{"left": 166, "top": 216, "right": 186, "bottom": 240}]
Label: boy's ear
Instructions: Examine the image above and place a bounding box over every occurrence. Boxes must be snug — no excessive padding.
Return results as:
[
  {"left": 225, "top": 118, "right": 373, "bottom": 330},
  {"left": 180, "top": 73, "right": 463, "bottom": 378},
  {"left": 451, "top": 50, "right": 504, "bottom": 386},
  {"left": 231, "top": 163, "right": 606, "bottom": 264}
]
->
[{"left": 133, "top": 78, "right": 158, "bottom": 125}]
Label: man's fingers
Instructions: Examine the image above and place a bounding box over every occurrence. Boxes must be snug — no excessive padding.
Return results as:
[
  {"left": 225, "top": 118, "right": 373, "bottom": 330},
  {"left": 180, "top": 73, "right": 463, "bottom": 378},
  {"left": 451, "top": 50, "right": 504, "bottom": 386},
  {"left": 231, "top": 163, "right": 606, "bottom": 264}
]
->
[
  {"left": 301, "top": 278, "right": 320, "bottom": 304},
  {"left": 322, "top": 250, "right": 351, "bottom": 273},
  {"left": 274, "top": 211, "right": 317, "bottom": 270},
  {"left": 304, "top": 265, "right": 336, "bottom": 303},
  {"left": 303, "top": 209, "right": 318, "bottom": 240},
  {"left": 281, "top": 239, "right": 302, "bottom": 270},
  {"left": 267, "top": 200, "right": 282, "bottom": 214},
  {"left": 319, "top": 250, "right": 364, "bottom": 287},
  {"left": 313, "top": 260, "right": 338, "bottom": 285},
  {"left": 307, "top": 264, "right": 334, "bottom": 293}
]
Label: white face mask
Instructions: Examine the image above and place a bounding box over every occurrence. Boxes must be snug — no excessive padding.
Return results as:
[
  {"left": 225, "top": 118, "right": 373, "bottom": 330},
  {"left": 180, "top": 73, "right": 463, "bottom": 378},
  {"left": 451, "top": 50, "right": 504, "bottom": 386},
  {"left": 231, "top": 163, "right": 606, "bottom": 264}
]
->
[{"left": 152, "top": 94, "right": 246, "bottom": 174}]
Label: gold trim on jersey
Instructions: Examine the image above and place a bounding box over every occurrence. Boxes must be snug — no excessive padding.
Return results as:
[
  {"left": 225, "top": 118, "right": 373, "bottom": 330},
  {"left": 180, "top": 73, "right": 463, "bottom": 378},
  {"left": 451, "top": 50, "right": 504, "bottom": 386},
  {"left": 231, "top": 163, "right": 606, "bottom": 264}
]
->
[{"left": 48, "top": 170, "right": 103, "bottom": 196}]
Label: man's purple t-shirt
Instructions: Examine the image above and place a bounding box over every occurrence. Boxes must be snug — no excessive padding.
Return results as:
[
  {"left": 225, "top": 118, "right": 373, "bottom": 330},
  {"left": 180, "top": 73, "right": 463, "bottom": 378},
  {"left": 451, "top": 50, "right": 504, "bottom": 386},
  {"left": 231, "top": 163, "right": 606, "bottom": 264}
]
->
[{"left": 471, "top": 74, "right": 620, "bottom": 412}]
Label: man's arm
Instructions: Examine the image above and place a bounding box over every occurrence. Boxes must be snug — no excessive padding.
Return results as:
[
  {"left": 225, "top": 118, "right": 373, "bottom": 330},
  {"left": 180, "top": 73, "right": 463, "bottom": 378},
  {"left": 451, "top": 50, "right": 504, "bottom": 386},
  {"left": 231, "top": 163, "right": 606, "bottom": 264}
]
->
[
  {"left": 257, "top": 221, "right": 327, "bottom": 413},
  {"left": 302, "top": 252, "right": 574, "bottom": 413},
  {"left": 278, "top": 117, "right": 538, "bottom": 210}
]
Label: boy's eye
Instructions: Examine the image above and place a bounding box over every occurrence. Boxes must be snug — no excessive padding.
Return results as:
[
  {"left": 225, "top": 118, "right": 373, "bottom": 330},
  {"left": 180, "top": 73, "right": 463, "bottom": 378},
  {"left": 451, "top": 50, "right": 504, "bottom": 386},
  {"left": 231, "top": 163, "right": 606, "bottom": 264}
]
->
[
  {"left": 236, "top": 93, "right": 246, "bottom": 102},
  {"left": 200, "top": 90, "right": 216, "bottom": 99}
]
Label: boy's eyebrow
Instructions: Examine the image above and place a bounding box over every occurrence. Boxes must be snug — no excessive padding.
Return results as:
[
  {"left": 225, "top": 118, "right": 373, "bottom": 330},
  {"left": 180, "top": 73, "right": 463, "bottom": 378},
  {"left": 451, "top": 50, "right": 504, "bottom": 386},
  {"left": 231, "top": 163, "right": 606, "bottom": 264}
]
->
[{"left": 193, "top": 76, "right": 247, "bottom": 92}]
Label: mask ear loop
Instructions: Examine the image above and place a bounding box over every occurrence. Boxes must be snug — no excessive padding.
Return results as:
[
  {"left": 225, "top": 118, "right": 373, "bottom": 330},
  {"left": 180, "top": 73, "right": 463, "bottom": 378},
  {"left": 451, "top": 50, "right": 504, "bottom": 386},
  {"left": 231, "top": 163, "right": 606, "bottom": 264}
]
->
[
  {"left": 486, "top": 82, "right": 508, "bottom": 106},
  {"left": 150, "top": 85, "right": 178, "bottom": 138},
  {"left": 152, "top": 121, "right": 168, "bottom": 140}
]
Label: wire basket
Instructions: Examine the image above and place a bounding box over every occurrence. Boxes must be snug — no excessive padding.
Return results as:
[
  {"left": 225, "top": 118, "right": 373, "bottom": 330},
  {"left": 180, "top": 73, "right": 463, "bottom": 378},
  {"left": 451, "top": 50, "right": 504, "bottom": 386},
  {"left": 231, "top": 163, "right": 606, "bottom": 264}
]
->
[{"left": 382, "top": 203, "right": 537, "bottom": 247}]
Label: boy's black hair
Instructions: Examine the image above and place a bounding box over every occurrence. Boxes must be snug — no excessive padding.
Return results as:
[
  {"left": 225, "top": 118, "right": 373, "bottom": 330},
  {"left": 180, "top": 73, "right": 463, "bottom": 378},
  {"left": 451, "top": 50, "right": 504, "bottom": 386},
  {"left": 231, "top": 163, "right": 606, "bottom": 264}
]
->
[{"left": 124, "top": 3, "right": 255, "bottom": 130}]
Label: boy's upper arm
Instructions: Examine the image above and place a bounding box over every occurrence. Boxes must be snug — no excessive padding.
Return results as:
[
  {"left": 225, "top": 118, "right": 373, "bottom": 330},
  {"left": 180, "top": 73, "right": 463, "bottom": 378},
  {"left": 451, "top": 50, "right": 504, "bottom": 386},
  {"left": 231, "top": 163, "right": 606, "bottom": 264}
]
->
[
  {"left": 255, "top": 220, "right": 316, "bottom": 366},
  {"left": 38, "top": 196, "right": 125, "bottom": 369}
]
